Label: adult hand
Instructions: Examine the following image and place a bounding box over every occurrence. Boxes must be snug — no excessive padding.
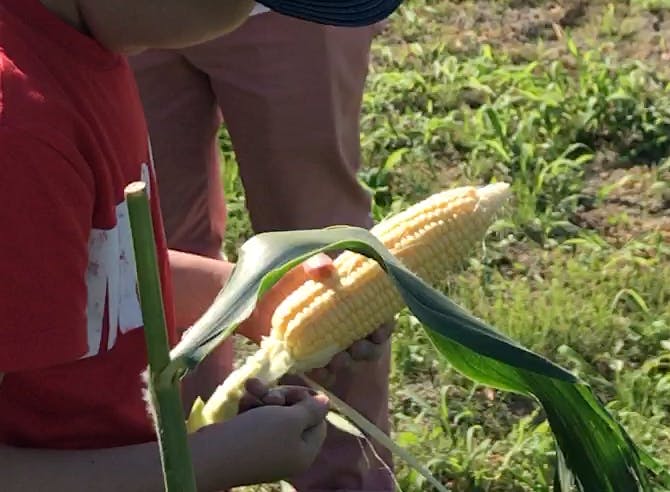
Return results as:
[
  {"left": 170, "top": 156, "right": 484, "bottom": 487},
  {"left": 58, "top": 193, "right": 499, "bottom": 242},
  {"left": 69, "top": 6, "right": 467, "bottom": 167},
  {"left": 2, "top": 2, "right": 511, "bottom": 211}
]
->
[{"left": 305, "top": 321, "right": 393, "bottom": 388}]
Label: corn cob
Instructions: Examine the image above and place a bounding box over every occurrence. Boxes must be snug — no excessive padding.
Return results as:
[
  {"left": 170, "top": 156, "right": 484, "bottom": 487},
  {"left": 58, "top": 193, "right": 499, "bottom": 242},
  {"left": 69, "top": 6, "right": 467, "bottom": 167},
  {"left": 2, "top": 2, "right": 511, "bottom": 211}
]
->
[{"left": 187, "top": 183, "right": 511, "bottom": 431}]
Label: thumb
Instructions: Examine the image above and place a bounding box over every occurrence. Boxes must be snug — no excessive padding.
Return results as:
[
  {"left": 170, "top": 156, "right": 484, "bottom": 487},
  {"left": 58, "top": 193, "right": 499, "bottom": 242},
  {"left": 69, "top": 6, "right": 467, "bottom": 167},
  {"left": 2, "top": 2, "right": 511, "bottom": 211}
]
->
[{"left": 292, "top": 393, "right": 330, "bottom": 430}]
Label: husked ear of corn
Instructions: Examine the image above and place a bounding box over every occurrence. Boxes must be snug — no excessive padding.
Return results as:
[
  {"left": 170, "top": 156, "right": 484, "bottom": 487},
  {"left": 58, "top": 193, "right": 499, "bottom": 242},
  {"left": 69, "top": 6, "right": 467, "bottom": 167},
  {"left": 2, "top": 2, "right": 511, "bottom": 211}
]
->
[{"left": 186, "top": 183, "right": 511, "bottom": 431}]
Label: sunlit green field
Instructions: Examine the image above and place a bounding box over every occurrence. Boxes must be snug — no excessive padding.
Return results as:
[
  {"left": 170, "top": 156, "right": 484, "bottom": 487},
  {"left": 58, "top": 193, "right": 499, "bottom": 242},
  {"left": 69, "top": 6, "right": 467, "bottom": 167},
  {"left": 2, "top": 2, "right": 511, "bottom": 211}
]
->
[{"left": 226, "top": 1, "right": 670, "bottom": 490}]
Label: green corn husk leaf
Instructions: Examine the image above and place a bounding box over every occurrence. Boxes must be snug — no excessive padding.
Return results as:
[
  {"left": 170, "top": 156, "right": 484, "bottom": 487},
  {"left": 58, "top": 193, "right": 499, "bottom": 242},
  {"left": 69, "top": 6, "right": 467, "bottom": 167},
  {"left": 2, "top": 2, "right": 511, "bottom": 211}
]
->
[{"left": 166, "top": 227, "right": 658, "bottom": 491}]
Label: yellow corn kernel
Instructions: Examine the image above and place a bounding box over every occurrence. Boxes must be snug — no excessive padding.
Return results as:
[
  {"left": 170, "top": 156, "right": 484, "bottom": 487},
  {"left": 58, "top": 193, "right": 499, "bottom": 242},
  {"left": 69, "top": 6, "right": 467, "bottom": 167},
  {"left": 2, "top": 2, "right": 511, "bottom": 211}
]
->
[{"left": 187, "top": 183, "right": 511, "bottom": 431}]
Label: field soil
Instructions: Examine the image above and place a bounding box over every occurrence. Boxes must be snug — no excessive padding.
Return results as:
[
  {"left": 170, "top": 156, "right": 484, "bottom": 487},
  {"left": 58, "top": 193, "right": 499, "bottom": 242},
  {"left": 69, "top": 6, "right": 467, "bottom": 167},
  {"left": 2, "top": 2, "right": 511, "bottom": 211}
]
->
[{"left": 387, "top": 0, "right": 670, "bottom": 248}]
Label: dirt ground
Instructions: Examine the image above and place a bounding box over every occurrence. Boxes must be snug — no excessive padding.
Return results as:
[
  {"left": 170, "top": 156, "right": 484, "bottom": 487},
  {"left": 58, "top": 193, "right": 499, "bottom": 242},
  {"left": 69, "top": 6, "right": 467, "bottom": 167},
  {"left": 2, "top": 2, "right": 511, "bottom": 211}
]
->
[{"left": 394, "top": 0, "right": 670, "bottom": 246}]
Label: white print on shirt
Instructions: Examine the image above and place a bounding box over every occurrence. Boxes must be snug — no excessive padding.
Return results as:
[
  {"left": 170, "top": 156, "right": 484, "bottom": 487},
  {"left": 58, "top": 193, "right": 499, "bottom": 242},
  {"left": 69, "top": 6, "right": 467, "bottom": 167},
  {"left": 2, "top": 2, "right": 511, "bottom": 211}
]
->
[{"left": 82, "top": 163, "right": 151, "bottom": 358}]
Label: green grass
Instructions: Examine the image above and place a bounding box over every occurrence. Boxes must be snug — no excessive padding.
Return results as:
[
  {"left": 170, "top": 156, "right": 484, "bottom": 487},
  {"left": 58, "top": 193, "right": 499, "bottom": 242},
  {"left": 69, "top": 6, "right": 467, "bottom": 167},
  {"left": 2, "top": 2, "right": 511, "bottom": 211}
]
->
[{"left": 225, "top": 1, "right": 670, "bottom": 490}]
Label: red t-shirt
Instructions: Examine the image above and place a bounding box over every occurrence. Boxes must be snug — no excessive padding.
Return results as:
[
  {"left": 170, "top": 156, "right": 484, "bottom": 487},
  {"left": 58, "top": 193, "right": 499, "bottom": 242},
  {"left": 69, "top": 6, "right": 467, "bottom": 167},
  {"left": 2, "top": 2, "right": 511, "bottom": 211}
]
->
[{"left": 0, "top": 0, "right": 177, "bottom": 449}]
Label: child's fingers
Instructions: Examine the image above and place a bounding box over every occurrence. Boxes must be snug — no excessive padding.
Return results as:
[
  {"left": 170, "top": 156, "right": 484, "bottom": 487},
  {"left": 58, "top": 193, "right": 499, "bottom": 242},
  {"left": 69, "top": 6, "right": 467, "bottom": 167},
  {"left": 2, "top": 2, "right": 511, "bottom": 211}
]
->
[
  {"left": 280, "top": 386, "right": 317, "bottom": 406},
  {"left": 244, "top": 377, "right": 272, "bottom": 400},
  {"left": 263, "top": 385, "right": 316, "bottom": 406},
  {"left": 239, "top": 378, "right": 272, "bottom": 412},
  {"left": 262, "top": 388, "right": 287, "bottom": 406},
  {"left": 238, "top": 393, "right": 264, "bottom": 412}
]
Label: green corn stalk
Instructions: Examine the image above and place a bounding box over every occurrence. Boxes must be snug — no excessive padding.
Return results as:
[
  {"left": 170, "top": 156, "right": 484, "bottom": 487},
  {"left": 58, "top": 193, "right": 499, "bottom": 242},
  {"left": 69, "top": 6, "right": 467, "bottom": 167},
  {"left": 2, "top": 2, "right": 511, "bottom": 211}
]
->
[{"left": 125, "top": 182, "right": 197, "bottom": 492}]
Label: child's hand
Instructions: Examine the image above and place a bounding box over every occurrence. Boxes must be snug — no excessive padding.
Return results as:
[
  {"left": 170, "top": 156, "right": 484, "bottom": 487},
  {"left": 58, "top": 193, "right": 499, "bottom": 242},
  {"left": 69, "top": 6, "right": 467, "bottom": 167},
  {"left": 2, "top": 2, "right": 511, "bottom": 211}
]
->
[
  {"left": 238, "top": 378, "right": 317, "bottom": 413},
  {"left": 215, "top": 381, "right": 330, "bottom": 486}
]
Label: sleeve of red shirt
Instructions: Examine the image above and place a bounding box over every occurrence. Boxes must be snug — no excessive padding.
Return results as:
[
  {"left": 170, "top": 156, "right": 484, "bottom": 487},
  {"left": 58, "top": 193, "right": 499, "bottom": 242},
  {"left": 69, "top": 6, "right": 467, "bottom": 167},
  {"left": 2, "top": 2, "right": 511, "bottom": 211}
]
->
[{"left": 0, "top": 126, "right": 94, "bottom": 373}]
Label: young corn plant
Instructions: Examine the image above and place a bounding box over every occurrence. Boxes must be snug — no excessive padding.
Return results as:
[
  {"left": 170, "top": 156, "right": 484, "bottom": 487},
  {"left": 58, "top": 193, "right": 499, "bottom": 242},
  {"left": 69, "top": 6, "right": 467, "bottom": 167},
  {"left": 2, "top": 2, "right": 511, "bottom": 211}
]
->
[{"left": 127, "top": 181, "right": 663, "bottom": 491}]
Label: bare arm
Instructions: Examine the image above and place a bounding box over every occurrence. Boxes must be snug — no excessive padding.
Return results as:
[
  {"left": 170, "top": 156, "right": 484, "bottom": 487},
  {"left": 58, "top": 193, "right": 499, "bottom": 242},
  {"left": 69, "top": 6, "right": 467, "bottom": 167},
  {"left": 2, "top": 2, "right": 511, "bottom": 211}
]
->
[
  {"left": 1, "top": 434, "right": 167, "bottom": 492},
  {"left": 79, "top": 0, "right": 256, "bottom": 54},
  {"left": 0, "top": 371, "right": 189, "bottom": 492},
  {"left": 168, "top": 250, "right": 251, "bottom": 405},
  {"left": 0, "top": 419, "right": 296, "bottom": 492},
  {"left": 167, "top": 250, "right": 234, "bottom": 330},
  {"left": 167, "top": 249, "right": 265, "bottom": 343},
  {"left": 0, "top": 373, "right": 329, "bottom": 492}
]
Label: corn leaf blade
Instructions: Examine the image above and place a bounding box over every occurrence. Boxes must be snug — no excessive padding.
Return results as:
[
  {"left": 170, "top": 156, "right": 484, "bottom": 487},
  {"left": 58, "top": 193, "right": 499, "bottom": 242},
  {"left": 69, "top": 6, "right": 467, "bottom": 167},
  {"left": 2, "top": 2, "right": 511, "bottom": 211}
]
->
[{"left": 167, "top": 227, "right": 656, "bottom": 491}]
